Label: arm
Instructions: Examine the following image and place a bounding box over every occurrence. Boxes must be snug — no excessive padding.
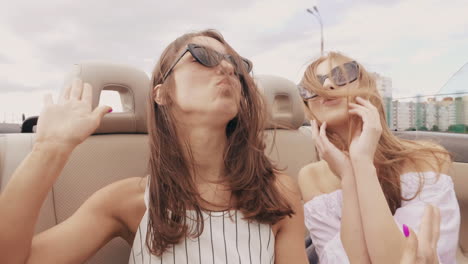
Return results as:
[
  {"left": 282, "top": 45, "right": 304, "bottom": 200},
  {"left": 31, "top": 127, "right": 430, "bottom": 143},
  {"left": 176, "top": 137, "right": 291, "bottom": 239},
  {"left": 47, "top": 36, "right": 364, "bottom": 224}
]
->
[
  {"left": 347, "top": 97, "right": 456, "bottom": 264},
  {"left": 351, "top": 160, "right": 456, "bottom": 264},
  {"left": 27, "top": 180, "right": 131, "bottom": 264},
  {"left": 0, "top": 79, "right": 112, "bottom": 263},
  {"left": 0, "top": 144, "right": 125, "bottom": 264},
  {"left": 304, "top": 120, "right": 371, "bottom": 263},
  {"left": 351, "top": 161, "right": 406, "bottom": 264},
  {"left": 340, "top": 171, "right": 371, "bottom": 264},
  {"left": 348, "top": 97, "right": 406, "bottom": 264},
  {"left": 0, "top": 143, "right": 73, "bottom": 263},
  {"left": 273, "top": 174, "right": 308, "bottom": 264}
]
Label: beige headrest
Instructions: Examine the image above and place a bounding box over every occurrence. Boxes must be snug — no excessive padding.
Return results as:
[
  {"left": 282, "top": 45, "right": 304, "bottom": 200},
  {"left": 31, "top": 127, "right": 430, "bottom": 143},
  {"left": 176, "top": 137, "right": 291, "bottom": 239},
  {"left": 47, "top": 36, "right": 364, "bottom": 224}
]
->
[
  {"left": 255, "top": 75, "right": 305, "bottom": 130},
  {"left": 62, "top": 64, "right": 304, "bottom": 133},
  {"left": 62, "top": 62, "right": 150, "bottom": 134}
]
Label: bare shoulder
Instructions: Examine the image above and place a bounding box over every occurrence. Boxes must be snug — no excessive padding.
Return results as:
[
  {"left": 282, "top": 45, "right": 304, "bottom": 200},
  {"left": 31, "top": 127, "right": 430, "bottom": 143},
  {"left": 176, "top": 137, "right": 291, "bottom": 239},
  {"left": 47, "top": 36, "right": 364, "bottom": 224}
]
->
[
  {"left": 274, "top": 172, "right": 301, "bottom": 198},
  {"left": 81, "top": 176, "right": 147, "bottom": 241},
  {"left": 298, "top": 160, "right": 340, "bottom": 202},
  {"left": 271, "top": 173, "right": 309, "bottom": 263},
  {"left": 272, "top": 172, "right": 304, "bottom": 233},
  {"left": 103, "top": 176, "right": 147, "bottom": 243}
]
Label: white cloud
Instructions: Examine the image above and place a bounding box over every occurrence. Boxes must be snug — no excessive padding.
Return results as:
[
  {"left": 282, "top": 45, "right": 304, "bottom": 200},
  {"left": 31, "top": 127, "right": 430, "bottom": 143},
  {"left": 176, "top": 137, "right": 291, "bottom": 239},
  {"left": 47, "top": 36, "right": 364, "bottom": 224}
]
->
[
  {"left": 0, "top": 90, "right": 55, "bottom": 123},
  {"left": 300, "top": 0, "right": 468, "bottom": 97},
  {"left": 0, "top": 0, "right": 467, "bottom": 120}
]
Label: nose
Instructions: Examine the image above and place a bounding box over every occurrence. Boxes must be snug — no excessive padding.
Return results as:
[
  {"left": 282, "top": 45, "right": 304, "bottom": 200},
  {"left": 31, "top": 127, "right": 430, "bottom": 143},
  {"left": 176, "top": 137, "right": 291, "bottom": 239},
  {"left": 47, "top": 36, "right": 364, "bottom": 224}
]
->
[
  {"left": 217, "top": 58, "right": 235, "bottom": 76},
  {"left": 322, "top": 77, "right": 335, "bottom": 90}
]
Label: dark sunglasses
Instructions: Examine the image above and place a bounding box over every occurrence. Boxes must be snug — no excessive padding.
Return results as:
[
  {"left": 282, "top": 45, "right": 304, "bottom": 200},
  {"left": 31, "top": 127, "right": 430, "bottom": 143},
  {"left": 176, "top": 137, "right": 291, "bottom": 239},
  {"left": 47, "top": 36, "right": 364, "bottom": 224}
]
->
[
  {"left": 317, "top": 61, "right": 359, "bottom": 86},
  {"left": 297, "top": 84, "right": 318, "bottom": 101},
  {"left": 162, "top": 43, "right": 253, "bottom": 82},
  {"left": 297, "top": 61, "right": 360, "bottom": 101}
]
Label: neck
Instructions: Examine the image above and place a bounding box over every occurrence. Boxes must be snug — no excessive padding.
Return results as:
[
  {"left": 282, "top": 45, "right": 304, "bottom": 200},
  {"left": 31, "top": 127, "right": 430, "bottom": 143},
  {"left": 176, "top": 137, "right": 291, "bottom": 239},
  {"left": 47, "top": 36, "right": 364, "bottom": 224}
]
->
[
  {"left": 177, "top": 122, "right": 227, "bottom": 183},
  {"left": 327, "top": 119, "right": 351, "bottom": 145}
]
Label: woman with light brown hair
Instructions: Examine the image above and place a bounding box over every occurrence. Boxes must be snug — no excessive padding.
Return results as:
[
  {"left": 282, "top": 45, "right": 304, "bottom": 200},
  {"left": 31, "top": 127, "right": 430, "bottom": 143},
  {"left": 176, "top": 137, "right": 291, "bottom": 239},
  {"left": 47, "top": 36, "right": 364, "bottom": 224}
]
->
[
  {"left": 298, "top": 52, "right": 460, "bottom": 264},
  {"left": 0, "top": 30, "right": 308, "bottom": 263}
]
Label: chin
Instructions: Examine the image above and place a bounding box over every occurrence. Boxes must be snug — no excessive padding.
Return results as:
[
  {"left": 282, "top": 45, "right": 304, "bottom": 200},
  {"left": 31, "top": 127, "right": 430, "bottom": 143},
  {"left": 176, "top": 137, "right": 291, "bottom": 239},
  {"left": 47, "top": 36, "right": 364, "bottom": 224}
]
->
[
  {"left": 318, "top": 108, "right": 349, "bottom": 126},
  {"left": 221, "top": 108, "right": 238, "bottom": 122}
]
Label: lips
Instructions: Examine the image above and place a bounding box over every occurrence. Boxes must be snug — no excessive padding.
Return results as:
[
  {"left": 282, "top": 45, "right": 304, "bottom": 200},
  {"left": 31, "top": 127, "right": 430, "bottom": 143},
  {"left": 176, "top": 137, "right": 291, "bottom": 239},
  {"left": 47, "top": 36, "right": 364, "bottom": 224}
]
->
[
  {"left": 216, "top": 78, "right": 231, "bottom": 86},
  {"left": 322, "top": 98, "right": 342, "bottom": 106}
]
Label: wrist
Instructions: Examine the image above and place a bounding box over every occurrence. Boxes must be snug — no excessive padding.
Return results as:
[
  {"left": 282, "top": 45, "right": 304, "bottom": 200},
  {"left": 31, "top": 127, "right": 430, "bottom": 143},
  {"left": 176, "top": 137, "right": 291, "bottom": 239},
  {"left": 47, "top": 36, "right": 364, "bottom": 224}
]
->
[
  {"left": 340, "top": 171, "right": 355, "bottom": 185},
  {"left": 351, "top": 160, "right": 376, "bottom": 174},
  {"left": 350, "top": 155, "right": 374, "bottom": 165},
  {"left": 32, "top": 141, "right": 75, "bottom": 156}
]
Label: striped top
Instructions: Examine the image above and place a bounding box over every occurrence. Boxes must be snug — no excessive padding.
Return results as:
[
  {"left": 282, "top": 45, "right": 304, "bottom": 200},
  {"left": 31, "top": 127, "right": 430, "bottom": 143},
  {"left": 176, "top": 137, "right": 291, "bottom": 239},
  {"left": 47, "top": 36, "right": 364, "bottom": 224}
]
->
[{"left": 128, "top": 185, "right": 275, "bottom": 264}]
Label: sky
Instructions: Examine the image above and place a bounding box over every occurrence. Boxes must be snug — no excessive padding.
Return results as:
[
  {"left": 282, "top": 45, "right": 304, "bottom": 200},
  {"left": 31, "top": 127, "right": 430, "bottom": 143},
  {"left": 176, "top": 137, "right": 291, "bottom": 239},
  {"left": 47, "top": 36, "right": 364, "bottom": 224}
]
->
[{"left": 0, "top": 0, "right": 467, "bottom": 123}]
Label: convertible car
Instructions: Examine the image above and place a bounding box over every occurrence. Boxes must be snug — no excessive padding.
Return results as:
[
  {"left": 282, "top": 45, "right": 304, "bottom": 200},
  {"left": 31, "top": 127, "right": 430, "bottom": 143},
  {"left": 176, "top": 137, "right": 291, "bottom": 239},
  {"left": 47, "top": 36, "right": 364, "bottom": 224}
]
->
[{"left": 0, "top": 62, "right": 466, "bottom": 263}]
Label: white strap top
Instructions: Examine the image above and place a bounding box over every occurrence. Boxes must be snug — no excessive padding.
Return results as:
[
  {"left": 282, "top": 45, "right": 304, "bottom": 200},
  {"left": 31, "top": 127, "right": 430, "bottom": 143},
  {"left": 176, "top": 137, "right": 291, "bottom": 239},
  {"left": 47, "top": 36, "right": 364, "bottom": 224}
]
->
[{"left": 129, "top": 185, "right": 275, "bottom": 264}]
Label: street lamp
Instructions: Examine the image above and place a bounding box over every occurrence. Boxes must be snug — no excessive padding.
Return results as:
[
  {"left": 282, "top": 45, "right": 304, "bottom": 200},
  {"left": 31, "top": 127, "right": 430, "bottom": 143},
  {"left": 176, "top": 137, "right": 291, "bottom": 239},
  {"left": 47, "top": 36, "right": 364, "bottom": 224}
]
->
[{"left": 306, "top": 6, "right": 324, "bottom": 56}]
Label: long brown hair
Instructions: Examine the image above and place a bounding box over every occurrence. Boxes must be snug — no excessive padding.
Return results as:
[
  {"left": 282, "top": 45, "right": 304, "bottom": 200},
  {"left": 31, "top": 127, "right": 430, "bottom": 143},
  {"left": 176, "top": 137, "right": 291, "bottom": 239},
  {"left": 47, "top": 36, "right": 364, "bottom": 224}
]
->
[
  {"left": 145, "top": 29, "right": 294, "bottom": 256},
  {"left": 300, "top": 51, "right": 450, "bottom": 214}
]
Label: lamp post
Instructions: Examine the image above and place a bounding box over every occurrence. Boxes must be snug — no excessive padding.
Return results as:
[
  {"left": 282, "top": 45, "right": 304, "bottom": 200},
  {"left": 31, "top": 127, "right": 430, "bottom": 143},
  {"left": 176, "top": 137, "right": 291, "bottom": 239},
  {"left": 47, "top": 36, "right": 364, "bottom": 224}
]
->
[{"left": 307, "top": 6, "right": 324, "bottom": 56}]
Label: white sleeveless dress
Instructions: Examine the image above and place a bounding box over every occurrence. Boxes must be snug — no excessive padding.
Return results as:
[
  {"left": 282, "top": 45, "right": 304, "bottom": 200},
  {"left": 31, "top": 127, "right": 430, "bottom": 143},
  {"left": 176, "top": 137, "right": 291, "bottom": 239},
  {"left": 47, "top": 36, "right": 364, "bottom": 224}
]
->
[
  {"left": 304, "top": 172, "right": 460, "bottom": 264},
  {"left": 129, "top": 185, "right": 275, "bottom": 264}
]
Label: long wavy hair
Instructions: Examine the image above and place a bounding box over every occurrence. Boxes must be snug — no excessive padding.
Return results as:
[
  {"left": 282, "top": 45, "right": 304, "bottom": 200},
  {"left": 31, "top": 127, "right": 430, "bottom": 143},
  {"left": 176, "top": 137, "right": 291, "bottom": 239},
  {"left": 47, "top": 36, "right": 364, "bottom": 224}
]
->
[
  {"left": 145, "top": 29, "right": 294, "bottom": 255},
  {"left": 300, "top": 51, "right": 450, "bottom": 214}
]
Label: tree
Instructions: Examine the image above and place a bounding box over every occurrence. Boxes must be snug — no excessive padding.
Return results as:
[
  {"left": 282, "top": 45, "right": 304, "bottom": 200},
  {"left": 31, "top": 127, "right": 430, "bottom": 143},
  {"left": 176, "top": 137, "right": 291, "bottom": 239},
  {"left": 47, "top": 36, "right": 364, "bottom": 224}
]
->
[{"left": 448, "top": 124, "right": 466, "bottom": 133}]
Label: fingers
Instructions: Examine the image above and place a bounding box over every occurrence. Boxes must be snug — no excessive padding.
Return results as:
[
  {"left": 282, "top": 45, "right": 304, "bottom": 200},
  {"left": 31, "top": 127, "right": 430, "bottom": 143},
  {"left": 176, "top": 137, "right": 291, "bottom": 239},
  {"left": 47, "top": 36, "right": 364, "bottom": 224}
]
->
[
  {"left": 319, "top": 121, "right": 327, "bottom": 141},
  {"left": 59, "top": 81, "right": 72, "bottom": 103},
  {"left": 355, "top": 96, "right": 378, "bottom": 111},
  {"left": 82, "top": 83, "right": 93, "bottom": 108},
  {"left": 310, "top": 120, "right": 323, "bottom": 154},
  {"left": 348, "top": 108, "right": 365, "bottom": 118},
  {"left": 59, "top": 79, "right": 94, "bottom": 105},
  {"left": 348, "top": 102, "right": 369, "bottom": 118},
  {"left": 417, "top": 204, "right": 441, "bottom": 264},
  {"left": 400, "top": 225, "right": 418, "bottom": 264},
  {"left": 348, "top": 97, "right": 378, "bottom": 119},
  {"left": 349, "top": 102, "right": 368, "bottom": 111},
  {"left": 319, "top": 121, "right": 334, "bottom": 148},
  {"left": 92, "top": 105, "right": 113, "bottom": 121},
  {"left": 70, "top": 78, "right": 84, "bottom": 100},
  {"left": 310, "top": 119, "right": 319, "bottom": 138},
  {"left": 418, "top": 205, "right": 434, "bottom": 246},
  {"left": 349, "top": 97, "right": 382, "bottom": 134}
]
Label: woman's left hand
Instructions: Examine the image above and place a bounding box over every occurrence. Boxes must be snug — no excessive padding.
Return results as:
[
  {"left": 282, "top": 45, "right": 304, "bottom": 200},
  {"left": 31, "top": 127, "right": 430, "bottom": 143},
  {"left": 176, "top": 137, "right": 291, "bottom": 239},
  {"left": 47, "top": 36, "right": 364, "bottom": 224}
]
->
[
  {"left": 310, "top": 120, "right": 353, "bottom": 179},
  {"left": 400, "top": 205, "right": 441, "bottom": 264},
  {"left": 348, "top": 97, "right": 383, "bottom": 162}
]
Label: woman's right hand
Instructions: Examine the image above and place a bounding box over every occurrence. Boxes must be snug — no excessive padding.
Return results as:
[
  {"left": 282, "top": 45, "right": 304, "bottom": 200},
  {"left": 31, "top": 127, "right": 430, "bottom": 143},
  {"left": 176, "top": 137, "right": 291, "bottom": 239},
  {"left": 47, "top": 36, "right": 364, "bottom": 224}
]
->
[
  {"left": 35, "top": 78, "right": 112, "bottom": 150},
  {"left": 310, "top": 119, "right": 353, "bottom": 178},
  {"left": 400, "top": 205, "right": 441, "bottom": 264}
]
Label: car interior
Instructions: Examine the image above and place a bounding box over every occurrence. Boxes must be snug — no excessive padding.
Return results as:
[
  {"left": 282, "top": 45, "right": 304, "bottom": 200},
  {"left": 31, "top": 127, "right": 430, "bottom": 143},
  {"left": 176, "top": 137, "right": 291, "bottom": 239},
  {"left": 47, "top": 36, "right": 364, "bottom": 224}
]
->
[{"left": 0, "top": 62, "right": 466, "bottom": 263}]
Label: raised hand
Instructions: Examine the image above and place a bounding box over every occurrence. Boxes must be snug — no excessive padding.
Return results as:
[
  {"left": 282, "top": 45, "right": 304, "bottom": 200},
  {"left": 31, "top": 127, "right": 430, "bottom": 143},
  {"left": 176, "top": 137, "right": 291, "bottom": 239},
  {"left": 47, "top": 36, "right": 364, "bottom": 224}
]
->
[
  {"left": 310, "top": 119, "right": 353, "bottom": 178},
  {"left": 400, "top": 205, "right": 441, "bottom": 264},
  {"left": 35, "top": 78, "right": 112, "bottom": 149},
  {"left": 348, "top": 96, "right": 382, "bottom": 162}
]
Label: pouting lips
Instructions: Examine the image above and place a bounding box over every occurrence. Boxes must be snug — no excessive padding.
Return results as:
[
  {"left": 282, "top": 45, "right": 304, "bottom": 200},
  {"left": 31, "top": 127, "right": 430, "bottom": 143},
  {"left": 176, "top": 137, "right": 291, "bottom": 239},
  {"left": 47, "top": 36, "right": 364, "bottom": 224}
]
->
[{"left": 322, "top": 98, "right": 342, "bottom": 106}]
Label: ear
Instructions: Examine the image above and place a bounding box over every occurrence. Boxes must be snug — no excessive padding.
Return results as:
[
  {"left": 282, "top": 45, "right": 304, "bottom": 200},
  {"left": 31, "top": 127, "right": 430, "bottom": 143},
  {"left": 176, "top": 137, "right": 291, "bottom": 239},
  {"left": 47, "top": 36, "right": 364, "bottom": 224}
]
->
[{"left": 153, "top": 84, "right": 166, "bottom": 105}]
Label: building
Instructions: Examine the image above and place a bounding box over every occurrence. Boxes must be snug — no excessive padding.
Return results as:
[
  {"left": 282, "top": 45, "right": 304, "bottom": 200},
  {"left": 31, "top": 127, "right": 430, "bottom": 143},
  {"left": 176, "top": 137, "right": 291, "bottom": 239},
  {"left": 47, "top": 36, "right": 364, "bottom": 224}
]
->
[
  {"left": 392, "top": 101, "right": 415, "bottom": 131},
  {"left": 425, "top": 99, "right": 438, "bottom": 130},
  {"left": 371, "top": 72, "right": 393, "bottom": 129},
  {"left": 390, "top": 62, "right": 467, "bottom": 132}
]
